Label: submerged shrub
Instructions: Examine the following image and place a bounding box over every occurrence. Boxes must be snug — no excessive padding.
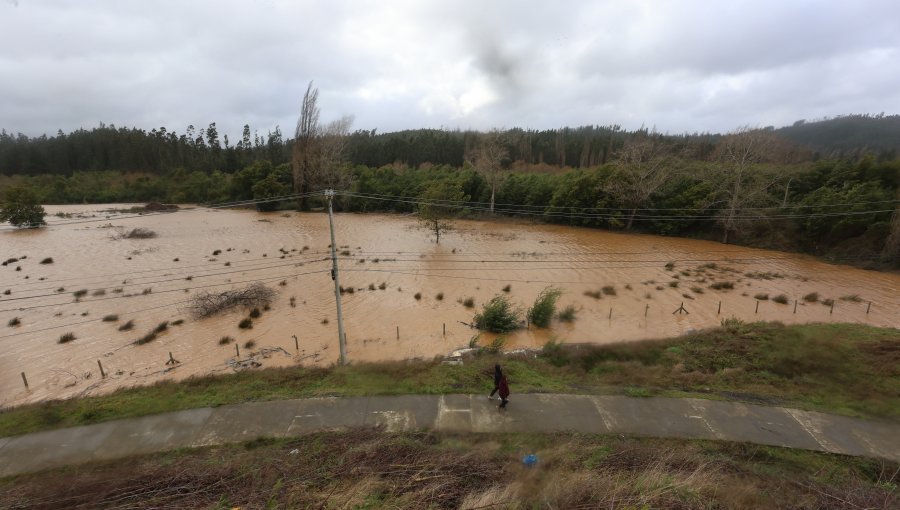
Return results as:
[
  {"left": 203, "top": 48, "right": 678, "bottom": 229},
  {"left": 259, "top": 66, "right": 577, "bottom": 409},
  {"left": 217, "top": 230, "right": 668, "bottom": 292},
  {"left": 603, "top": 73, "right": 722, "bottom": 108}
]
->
[
  {"left": 239, "top": 318, "right": 253, "bottom": 329},
  {"left": 461, "top": 297, "right": 475, "bottom": 308},
  {"left": 474, "top": 295, "right": 522, "bottom": 333},
  {"left": 557, "top": 305, "right": 577, "bottom": 322},
  {"left": 709, "top": 281, "right": 734, "bottom": 290},
  {"left": 58, "top": 332, "right": 76, "bottom": 344},
  {"left": 803, "top": 292, "right": 819, "bottom": 302},
  {"left": 583, "top": 290, "right": 602, "bottom": 299},
  {"left": 118, "top": 320, "right": 135, "bottom": 331},
  {"left": 601, "top": 285, "right": 616, "bottom": 296},
  {"left": 754, "top": 293, "right": 769, "bottom": 300},
  {"left": 772, "top": 294, "right": 789, "bottom": 304},
  {"left": 40, "top": 257, "right": 53, "bottom": 264},
  {"left": 218, "top": 336, "right": 233, "bottom": 345},
  {"left": 528, "top": 287, "right": 562, "bottom": 328},
  {"left": 102, "top": 314, "right": 119, "bottom": 322},
  {"left": 8, "top": 317, "right": 21, "bottom": 327}
]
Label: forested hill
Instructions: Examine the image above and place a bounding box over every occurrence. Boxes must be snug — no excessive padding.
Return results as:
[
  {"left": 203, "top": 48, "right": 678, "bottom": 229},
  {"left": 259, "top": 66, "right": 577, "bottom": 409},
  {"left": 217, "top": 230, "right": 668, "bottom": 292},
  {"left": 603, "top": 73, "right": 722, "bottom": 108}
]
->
[
  {"left": 775, "top": 114, "right": 900, "bottom": 158},
  {"left": 1, "top": 114, "right": 898, "bottom": 176}
]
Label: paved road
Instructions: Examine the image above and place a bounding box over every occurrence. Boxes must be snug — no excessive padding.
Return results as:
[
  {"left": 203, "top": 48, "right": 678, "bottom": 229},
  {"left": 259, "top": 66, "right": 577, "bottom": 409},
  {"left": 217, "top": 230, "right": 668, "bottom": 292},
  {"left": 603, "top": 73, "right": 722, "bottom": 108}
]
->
[{"left": 1, "top": 394, "right": 898, "bottom": 477}]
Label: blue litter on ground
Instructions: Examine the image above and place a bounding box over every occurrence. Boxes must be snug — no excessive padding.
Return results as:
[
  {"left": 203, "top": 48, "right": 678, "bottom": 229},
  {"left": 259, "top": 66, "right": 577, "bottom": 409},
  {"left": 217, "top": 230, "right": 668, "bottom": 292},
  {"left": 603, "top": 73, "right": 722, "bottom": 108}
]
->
[{"left": 522, "top": 454, "right": 538, "bottom": 466}]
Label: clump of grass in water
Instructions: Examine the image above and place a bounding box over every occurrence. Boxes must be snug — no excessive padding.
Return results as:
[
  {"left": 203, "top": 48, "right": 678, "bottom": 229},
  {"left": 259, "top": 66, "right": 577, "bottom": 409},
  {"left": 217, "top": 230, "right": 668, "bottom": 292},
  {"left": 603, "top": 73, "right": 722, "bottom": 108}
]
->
[
  {"left": 289, "top": 297, "right": 296, "bottom": 308},
  {"left": 528, "top": 287, "right": 562, "bottom": 328},
  {"left": 435, "top": 292, "right": 444, "bottom": 301},
  {"left": 459, "top": 297, "right": 475, "bottom": 308},
  {"left": 709, "top": 281, "right": 734, "bottom": 290},
  {"left": 368, "top": 283, "right": 376, "bottom": 291},
  {"left": 803, "top": 292, "right": 819, "bottom": 302},
  {"left": 249, "top": 308, "right": 261, "bottom": 319},
  {"left": 40, "top": 257, "right": 53, "bottom": 264},
  {"left": 474, "top": 295, "right": 522, "bottom": 333},
  {"left": 102, "top": 314, "right": 119, "bottom": 322},
  {"left": 218, "top": 336, "right": 233, "bottom": 345},
  {"left": 171, "top": 319, "right": 184, "bottom": 326},
  {"left": 118, "top": 320, "right": 135, "bottom": 331},
  {"left": 414, "top": 292, "right": 422, "bottom": 300},
  {"left": 244, "top": 340, "right": 256, "bottom": 349},
  {"left": 485, "top": 336, "right": 506, "bottom": 354},
  {"left": 502, "top": 284, "right": 511, "bottom": 293},
  {"left": 557, "top": 305, "right": 577, "bottom": 322},
  {"left": 668, "top": 281, "right": 679, "bottom": 288},
  {"left": 321, "top": 318, "right": 329, "bottom": 324},
  {"left": 664, "top": 261, "right": 675, "bottom": 270},
  {"left": 841, "top": 294, "right": 863, "bottom": 302},
  {"left": 92, "top": 289, "right": 106, "bottom": 296},
  {"left": 58, "top": 332, "right": 76, "bottom": 344},
  {"left": 772, "top": 294, "right": 789, "bottom": 304},
  {"left": 239, "top": 318, "right": 253, "bottom": 329},
  {"left": 583, "top": 290, "right": 602, "bottom": 299},
  {"left": 691, "top": 287, "right": 704, "bottom": 294},
  {"left": 8, "top": 317, "right": 21, "bottom": 327},
  {"left": 73, "top": 289, "right": 88, "bottom": 299},
  {"left": 602, "top": 285, "right": 616, "bottom": 296},
  {"left": 754, "top": 293, "right": 769, "bottom": 300},
  {"left": 821, "top": 298, "right": 835, "bottom": 307},
  {"left": 378, "top": 282, "right": 387, "bottom": 290}
]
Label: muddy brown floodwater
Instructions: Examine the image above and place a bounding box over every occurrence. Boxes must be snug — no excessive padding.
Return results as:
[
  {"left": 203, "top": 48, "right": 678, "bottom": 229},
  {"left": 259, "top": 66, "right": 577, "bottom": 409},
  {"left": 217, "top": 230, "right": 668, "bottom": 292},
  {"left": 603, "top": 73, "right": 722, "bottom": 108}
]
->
[{"left": 1, "top": 205, "right": 898, "bottom": 406}]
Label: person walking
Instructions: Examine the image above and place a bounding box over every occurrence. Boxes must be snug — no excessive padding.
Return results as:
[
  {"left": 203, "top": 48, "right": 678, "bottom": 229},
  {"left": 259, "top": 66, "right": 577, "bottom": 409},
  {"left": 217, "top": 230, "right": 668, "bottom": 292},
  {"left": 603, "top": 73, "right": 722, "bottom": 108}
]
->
[
  {"left": 498, "top": 373, "right": 510, "bottom": 409},
  {"left": 489, "top": 364, "right": 503, "bottom": 400}
]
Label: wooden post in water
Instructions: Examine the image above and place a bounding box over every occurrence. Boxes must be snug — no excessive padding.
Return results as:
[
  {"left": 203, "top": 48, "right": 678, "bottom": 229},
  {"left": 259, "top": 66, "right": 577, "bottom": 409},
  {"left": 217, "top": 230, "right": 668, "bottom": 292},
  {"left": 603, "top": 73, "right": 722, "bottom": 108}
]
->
[
  {"left": 830, "top": 301, "right": 835, "bottom": 314},
  {"left": 717, "top": 301, "right": 721, "bottom": 315},
  {"left": 608, "top": 308, "right": 613, "bottom": 320},
  {"left": 866, "top": 301, "right": 871, "bottom": 314},
  {"left": 645, "top": 304, "right": 649, "bottom": 317},
  {"left": 97, "top": 360, "right": 105, "bottom": 378},
  {"left": 21, "top": 372, "right": 28, "bottom": 388},
  {"left": 293, "top": 335, "right": 299, "bottom": 351},
  {"left": 755, "top": 300, "right": 759, "bottom": 314},
  {"left": 235, "top": 344, "right": 240, "bottom": 358},
  {"left": 443, "top": 323, "right": 446, "bottom": 337},
  {"left": 396, "top": 326, "right": 399, "bottom": 340},
  {"left": 793, "top": 300, "right": 798, "bottom": 314}
]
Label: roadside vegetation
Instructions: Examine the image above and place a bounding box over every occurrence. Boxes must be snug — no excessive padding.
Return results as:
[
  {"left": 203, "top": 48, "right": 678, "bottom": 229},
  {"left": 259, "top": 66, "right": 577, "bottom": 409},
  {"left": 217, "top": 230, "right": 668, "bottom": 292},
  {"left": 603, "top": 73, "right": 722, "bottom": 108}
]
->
[
  {"left": 1, "top": 429, "right": 895, "bottom": 509},
  {"left": 1, "top": 322, "right": 896, "bottom": 438}
]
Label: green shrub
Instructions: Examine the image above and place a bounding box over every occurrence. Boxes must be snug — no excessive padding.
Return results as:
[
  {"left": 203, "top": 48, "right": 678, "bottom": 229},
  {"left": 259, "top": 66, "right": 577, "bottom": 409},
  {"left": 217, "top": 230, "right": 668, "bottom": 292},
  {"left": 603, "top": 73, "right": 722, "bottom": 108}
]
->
[
  {"left": 485, "top": 336, "right": 506, "bottom": 354},
  {"left": 528, "top": 287, "right": 562, "bottom": 328},
  {"left": 557, "top": 305, "right": 577, "bottom": 322},
  {"left": 474, "top": 295, "right": 522, "bottom": 333}
]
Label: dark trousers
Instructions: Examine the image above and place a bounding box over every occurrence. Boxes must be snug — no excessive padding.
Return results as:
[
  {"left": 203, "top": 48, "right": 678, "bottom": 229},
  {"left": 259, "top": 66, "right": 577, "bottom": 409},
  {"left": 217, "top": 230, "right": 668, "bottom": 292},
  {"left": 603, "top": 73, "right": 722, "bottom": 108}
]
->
[{"left": 490, "top": 385, "right": 499, "bottom": 397}]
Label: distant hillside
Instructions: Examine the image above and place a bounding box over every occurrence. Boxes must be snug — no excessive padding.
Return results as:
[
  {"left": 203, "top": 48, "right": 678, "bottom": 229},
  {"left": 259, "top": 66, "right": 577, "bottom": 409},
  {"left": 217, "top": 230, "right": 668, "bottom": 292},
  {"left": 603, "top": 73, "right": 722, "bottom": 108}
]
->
[{"left": 776, "top": 114, "right": 900, "bottom": 158}]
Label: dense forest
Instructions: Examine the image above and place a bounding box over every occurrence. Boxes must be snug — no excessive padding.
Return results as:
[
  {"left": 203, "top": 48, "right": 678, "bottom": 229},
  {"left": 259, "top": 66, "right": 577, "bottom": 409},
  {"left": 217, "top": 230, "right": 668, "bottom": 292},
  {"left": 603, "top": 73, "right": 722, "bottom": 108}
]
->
[{"left": 1, "top": 115, "right": 898, "bottom": 267}]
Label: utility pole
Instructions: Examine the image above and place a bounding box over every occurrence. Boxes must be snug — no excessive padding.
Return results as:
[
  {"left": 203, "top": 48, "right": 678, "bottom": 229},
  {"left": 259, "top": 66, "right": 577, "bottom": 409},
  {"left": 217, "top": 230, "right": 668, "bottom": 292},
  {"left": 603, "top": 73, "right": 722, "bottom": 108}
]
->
[{"left": 325, "top": 190, "right": 347, "bottom": 364}]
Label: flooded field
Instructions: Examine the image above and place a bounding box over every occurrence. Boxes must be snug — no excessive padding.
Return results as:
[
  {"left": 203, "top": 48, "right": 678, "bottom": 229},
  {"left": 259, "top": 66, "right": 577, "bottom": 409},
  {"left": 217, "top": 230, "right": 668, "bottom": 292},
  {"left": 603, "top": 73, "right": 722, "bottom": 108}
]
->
[{"left": 2, "top": 204, "right": 898, "bottom": 406}]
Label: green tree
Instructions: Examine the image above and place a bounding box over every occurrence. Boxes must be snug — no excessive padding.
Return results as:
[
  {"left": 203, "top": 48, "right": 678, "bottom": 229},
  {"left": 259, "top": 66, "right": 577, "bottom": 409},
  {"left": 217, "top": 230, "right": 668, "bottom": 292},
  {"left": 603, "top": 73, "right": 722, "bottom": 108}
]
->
[
  {"left": 0, "top": 187, "right": 46, "bottom": 228},
  {"left": 418, "top": 180, "right": 468, "bottom": 243}
]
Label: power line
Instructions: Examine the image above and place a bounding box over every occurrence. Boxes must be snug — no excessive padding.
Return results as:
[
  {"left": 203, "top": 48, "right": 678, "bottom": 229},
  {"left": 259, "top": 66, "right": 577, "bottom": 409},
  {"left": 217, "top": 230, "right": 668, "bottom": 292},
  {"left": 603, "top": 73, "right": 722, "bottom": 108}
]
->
[
  {"left": 0, "top": 268, "right": 330, "bottom": 314},
  {"left": 343, "top": 190, "right": 900, "bottom": 212},
  {"left": 338, "top": 191, "right": 895, "bottom": 221}
]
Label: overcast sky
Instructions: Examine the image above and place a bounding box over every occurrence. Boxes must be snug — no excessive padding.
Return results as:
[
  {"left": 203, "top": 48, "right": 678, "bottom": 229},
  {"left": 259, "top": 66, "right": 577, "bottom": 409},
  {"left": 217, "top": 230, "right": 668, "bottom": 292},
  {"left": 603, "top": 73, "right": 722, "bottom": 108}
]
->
[{"left": 2, "top": 0, "right": 899, "bottom": 139}]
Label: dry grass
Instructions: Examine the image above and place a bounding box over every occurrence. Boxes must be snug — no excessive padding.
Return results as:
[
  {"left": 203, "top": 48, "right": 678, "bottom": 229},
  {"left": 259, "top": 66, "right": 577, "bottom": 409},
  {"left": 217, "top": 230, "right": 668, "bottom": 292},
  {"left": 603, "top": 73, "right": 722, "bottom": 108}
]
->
[
  {"left": 58, "top": 332, "right": 76, "bottom": 344},
  {"left": 2, "top": 431, "right": 893, "bottom": 510},
  {"left": 118, "top": 320, "right": 135, "bottom": 332},
  {"left": 187, "top": 283, "right": 275, "bottom": 318}
]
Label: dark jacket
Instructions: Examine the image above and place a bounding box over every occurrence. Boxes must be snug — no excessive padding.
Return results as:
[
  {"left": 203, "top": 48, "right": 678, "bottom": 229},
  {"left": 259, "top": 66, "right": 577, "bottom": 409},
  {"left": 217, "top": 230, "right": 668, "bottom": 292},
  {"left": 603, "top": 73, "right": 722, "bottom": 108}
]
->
[
  {"left": 493, "top": 365, "right": 503, "bottom": 386},
  {"left": 498, "top": 375, "right": 510, "bottom": 400}
]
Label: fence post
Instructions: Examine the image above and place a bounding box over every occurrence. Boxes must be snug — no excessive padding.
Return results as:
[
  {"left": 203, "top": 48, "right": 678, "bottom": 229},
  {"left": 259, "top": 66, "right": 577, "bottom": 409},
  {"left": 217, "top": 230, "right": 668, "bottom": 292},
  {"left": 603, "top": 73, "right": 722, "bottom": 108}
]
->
[
  {"left": 793, "top": 300, "right": 798, "bottom": 314},
  {"left": 21, "top": 372, "right": 28, "bottom": 388},
  {"left": 608, "top": 308, "right": 613, "bottom": 320},
  {"left": 293, "top": 335, "right": 299, "bottom": 350},
  {"left": 755, "top": 300, "right": 759, "bottom": 314},
  {"left": 866, "top": 301, "right": 871, "bottom": 314},
  {"left": 235, "top": 344, "right": 240, "bottom": 357},
  {"left": 396, "top": 326, "right": 399, "bottom": 340},
  {"left": 645, "top": 304, "right": 649, "bottom": 317},
  {"left": 717, "top": 301, "right": 721, "bottom": 315},
  {"left": 97, "top": 360, "right": 105, "bottom": 378},
  {"left": 830, "top": 301, "right": 835, "bottom": 314}
]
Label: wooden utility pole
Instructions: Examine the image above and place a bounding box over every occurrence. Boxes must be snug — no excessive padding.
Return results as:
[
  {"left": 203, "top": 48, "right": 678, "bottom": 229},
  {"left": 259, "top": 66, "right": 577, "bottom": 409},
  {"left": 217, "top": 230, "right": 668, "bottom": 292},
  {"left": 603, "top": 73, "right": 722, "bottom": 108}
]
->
[{"left": 325, "top": 190, "right": 348, "bottom": 365}]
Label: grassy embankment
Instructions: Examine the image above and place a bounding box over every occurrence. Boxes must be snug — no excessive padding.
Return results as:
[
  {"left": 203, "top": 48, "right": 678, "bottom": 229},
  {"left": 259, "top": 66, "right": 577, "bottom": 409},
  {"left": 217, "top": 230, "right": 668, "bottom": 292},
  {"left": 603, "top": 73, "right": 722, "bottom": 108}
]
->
[
  {"left": 1, "top": 321, "right": 897, "bottom": 438},
  {"left": 1, "top": 430, "right": 896, "bottom": 509}
]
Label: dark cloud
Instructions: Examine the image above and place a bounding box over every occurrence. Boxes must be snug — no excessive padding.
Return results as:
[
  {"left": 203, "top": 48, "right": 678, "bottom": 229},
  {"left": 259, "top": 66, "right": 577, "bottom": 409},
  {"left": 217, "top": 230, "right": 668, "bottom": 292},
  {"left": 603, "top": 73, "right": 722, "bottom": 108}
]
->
[{"left": 0, "top": 0, "right": 897, "bottom": 139}]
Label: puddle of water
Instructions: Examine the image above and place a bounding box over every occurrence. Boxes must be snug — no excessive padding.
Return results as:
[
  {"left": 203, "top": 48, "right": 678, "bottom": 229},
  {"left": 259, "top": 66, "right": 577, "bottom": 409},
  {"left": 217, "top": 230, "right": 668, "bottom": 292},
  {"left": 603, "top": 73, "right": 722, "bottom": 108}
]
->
[{"left": 1, "top": 205, "right": 898, "bottom": 406}]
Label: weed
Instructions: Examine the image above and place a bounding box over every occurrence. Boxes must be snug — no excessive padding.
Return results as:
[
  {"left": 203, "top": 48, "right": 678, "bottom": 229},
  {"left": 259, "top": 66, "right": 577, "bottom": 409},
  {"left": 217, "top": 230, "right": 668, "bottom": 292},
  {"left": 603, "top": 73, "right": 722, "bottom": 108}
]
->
[
  {"left": 528, "top": 287, "right": 562, "bottom": 328},
  {"left": 602, "top": 285, "right": 616, "bottom": 296},
  {"left": 436, "top": 292, "right": 444, "bottom": 301},
  {"left": 624, "top": 284, "right": 632, "bottom": 290},
  {"left": 118, "top": 320, "right": 135, "bottom": 331},
  {"left": 239, "top": 318, "right": 253, "bottom": 329},
  {"left": 279, "top": 280, "right": 287, "bottom": 287},
  {"left": 468, "top": 334, "right": 480, "bottom": 348},
  {"left": 664, "top": 261, "right": 675, "bottom": 270},
  {"left": 321, "top": 318, "right": 329, "bottom": 324},
  {"left": 682, "top": 293, "right": 694, "bottom": 300},
  {"left": 58, "top": 332, "right": 76, "bottom": 344},
  {"left": 340, "top": 250, "right": 351, "bottom": 256},
  {"left": 668, "top": 281, "right": 679, "bottom": 288},
  {"left": 92, "top": 289, "right": 106, "bottom": 296},
  {"left": 142, "top": 288, "right": 152, "bottom": 295},
  {"left": 461, "top": 297, "right": 475, "bottom": 308},
  {"left": 840, "top": 294, "right": 863, "bottom": 302},
  {"left": 249, "top": 308, "right": 261, "bottom": 319},
  {"left": 822, "top": 298, "right": 835, "bottom": 307},
  {"left": 289, "top": 297, "right": 296, "bottom": 308},
  {"left": 40, "top": 257, "right": 53, "bottom": 264},
  {"left": 213, "top": 250, "right": 222, "bottom": 255},
  {"left": 414, "top": 292, "right": 422, "bottom": 300},
  {"left": 73, "top": 289, "right": 88, "bottom": 299},
  {"left": 709, "top": 281, "right": 734, "bottom": 290},
  {"left": 772, "top": 294, "right": 789, "bottom": 304},
  {"left": 557, "top": 305, "right": 577, "bottom": 322},
  {"left": 8, "top": 317, "right": 21, "bottom": 327},
  {"left": 583, "top": 290, "right": 602, "bottom": 299},
  {"left": 502, "top": 284, "right": 511, "bottom": 293},
  {"left": 378, "top": 282, "right": 387, "bottom": 290},
  {"left": 244, "top": 340, "right": 256, "bottom": 349},
  {"left": 3, "top": 289, "right": 10, "bottom": 295},
  {"left": 112, "top": 287, "right": 123, "bottom": 293},
  {"left": 219, "top": 336, "right": 233, "bottom": 345},
  {"left": 754, "top": 293, "right": 769, "bottom": 300},
  {"left": 153, "top": 321, "right": 169, "bottom": 334},
  {"left": 102, "top": 314, "right": 119, "bottom": 322},
  {"left": 691, "top": 287, "right": 704, "bottom": 294},
  {"left": 134, "top": 332, "right": 157, "bottom": 345},
  {"left": 803, "top": 292, "right": 819, "bottom": 302},
  {"left": 171, "top": 319, "right": 184, "bottom": 326},
  {"left": 368, "top": 283, "right": 376, "bottom": 291},
  {"left": 485, "top": 336, "right": 506, "bottom": 354}
]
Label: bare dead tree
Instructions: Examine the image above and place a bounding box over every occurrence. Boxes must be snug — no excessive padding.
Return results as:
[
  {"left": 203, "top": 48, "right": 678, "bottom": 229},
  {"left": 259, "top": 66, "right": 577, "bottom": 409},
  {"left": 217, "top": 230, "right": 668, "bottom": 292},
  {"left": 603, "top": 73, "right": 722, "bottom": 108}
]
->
[
  {"left": 606, "top": 136, "right": 676, "bottom": 230},
  {"left": 186, "top": 283, "right": 276, "bottom": 318},
  {"left": 292, "top": 82, "right": 353, "bottom": 209},
  {"left": 292, "top": 82, "right": 320, "bottom": 210},
  {"left": 467, "top": 130, "right": 508, "bottom": 213},
  {"left": 708, "top": 127, "right": 784, "bottom": 243}
]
